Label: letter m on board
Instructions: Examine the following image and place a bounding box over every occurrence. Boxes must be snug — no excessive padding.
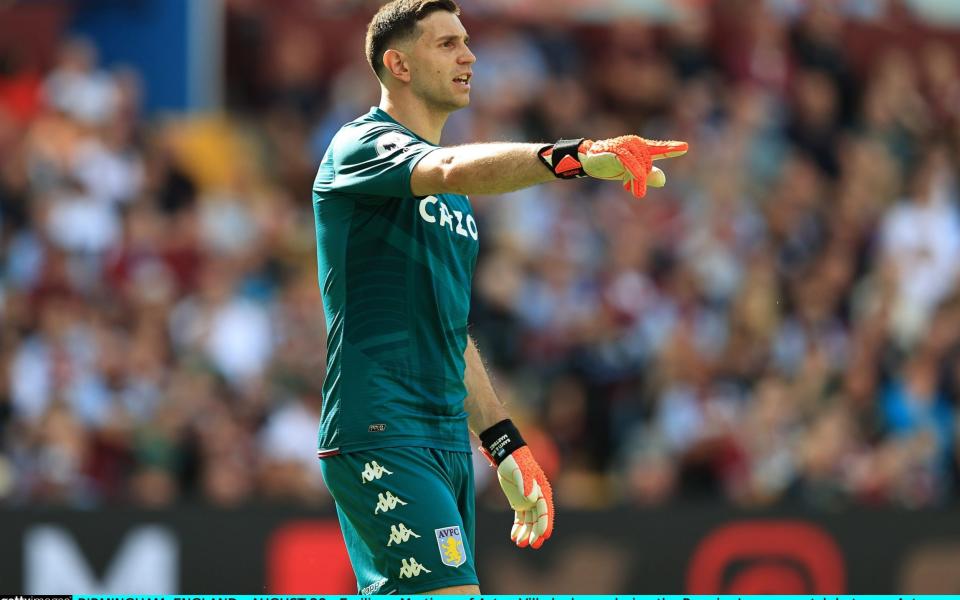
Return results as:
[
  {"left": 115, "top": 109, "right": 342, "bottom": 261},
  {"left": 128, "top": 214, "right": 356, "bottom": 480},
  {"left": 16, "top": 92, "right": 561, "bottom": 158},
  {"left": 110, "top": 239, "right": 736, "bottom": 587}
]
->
[{"left": 24, "top": 525, "right": 178, "bottom": 593}]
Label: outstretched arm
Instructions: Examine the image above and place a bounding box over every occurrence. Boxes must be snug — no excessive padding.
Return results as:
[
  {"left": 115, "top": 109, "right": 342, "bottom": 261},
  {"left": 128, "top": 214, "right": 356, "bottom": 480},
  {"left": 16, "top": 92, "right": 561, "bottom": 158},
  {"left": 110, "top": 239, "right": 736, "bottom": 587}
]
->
[
  {"left": 412, "top": 143, "right": 555, "bottom": 197},
  {"left": 412, "top": 136, "right": 688, "bottom": 198}
]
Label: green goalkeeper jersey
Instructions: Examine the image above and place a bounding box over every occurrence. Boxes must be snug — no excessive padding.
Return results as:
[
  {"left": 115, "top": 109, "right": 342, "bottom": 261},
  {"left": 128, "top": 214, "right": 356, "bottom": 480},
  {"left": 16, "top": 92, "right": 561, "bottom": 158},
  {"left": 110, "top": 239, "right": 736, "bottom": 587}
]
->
[{"left": 312, "top": 107, "right": 479, "bottom": 456}]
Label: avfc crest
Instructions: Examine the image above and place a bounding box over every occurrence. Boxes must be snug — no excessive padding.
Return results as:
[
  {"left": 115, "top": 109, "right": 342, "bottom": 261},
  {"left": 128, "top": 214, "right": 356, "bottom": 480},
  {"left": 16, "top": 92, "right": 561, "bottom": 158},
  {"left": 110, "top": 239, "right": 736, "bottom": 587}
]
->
[
  {"left": 375, "top": 131, "right": 412, "bottom": 156},
  {"left": 434, "top": 525, "right": 466, "bottom": 568}
]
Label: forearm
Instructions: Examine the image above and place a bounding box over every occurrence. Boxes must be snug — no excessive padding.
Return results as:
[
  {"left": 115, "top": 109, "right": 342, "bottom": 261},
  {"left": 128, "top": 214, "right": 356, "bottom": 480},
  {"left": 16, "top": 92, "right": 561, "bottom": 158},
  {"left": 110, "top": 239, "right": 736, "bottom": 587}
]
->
[
  {"left": 412, "top": 143, "right": 556, "bottom": 197},
  {"left": 463, "top": 336, "right": 510, "bottom": 435}
]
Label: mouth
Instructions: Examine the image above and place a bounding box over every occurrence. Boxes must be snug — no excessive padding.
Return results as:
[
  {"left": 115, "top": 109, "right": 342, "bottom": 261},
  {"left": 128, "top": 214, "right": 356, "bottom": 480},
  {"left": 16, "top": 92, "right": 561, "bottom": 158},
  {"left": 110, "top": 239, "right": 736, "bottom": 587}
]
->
[{"left": 453, "top": 73, "right": 472, "bottom": 90}]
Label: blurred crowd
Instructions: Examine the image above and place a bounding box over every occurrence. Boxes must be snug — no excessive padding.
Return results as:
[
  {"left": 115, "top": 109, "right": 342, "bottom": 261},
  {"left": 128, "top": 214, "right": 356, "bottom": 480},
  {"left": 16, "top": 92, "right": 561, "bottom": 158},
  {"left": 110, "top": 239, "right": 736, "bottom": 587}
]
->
[{"left": 2, "top": 0, "right": 960, "bottom": 510}]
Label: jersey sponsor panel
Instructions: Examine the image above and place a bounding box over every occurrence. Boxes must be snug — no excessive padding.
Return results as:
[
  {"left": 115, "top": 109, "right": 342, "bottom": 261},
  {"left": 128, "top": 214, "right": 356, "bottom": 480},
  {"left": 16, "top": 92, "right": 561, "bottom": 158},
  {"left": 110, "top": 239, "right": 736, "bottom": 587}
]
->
[{"left": 418, "top": 195, "right": 479, "bottom": 240}]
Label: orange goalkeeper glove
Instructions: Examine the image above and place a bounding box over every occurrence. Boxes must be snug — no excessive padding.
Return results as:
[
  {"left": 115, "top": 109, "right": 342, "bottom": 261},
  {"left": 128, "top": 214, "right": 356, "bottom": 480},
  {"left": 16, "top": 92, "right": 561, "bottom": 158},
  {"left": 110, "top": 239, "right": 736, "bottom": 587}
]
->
[
  {"left": 538, "top": 136, "right": 688, "bottom": 198},
  {"left": 479, "top": 419, "right": 554, "bottom": 549}
]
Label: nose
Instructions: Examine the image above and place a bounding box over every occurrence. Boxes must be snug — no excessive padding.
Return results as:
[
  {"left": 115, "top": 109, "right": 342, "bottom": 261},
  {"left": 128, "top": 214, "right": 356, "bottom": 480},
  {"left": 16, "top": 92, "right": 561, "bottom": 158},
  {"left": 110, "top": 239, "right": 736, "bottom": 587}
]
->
[{"left": 460, "top": 45, "right": 476, "bottom": 65}]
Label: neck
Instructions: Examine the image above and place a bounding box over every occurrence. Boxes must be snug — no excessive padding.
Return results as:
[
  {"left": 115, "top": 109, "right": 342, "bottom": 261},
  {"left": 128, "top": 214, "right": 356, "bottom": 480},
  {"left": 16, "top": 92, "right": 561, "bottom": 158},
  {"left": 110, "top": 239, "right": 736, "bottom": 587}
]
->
[{"left": 379, "top": 89, "right": 448, "bottom": 145}]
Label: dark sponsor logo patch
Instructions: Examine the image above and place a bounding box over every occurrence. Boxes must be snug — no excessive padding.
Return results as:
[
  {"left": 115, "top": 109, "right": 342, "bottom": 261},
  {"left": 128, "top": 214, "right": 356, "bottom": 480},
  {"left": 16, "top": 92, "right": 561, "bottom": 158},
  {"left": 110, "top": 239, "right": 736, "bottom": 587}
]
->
[{"left": 368, "top": 423, "right": 387, "bottom": 432}]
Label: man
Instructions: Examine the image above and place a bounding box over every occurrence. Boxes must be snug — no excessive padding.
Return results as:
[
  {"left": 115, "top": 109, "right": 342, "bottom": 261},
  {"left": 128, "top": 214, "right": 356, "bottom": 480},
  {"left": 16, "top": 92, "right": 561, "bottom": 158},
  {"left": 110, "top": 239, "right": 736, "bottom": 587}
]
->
[{"left": 312, "top": 0, "right": 687, "bottom": 594}]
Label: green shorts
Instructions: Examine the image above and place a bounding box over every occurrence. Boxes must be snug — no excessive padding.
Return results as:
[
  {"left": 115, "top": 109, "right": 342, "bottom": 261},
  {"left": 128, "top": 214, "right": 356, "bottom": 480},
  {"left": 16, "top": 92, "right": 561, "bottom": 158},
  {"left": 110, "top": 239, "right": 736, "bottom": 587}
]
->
[{"left": 319, "top": 446, "right": 478, "bottom": 594}]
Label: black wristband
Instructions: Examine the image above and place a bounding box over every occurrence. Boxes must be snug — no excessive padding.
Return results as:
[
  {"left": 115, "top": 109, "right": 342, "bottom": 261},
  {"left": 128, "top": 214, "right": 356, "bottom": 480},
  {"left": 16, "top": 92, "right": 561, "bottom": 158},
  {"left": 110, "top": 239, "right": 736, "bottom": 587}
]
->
[
  {"left": 479, "top": 419, "right": 527, "bottom": 465},
  {"left": 538, "top": 138, "right": 587, "bottom": 179}
]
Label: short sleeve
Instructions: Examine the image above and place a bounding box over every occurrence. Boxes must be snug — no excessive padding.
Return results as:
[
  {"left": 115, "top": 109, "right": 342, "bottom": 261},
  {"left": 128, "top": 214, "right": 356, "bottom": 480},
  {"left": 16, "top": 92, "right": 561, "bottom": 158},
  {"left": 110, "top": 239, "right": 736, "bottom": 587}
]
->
[{"left": 320, "top": 123, "right": 436, "bottom": 198}]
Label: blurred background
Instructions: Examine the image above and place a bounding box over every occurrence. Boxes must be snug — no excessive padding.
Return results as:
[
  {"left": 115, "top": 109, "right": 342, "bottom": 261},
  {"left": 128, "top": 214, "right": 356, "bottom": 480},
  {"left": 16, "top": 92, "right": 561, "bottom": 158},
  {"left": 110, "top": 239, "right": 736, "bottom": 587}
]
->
[{"left": 2, "top": 0, "right": 960, "bottom": 594}]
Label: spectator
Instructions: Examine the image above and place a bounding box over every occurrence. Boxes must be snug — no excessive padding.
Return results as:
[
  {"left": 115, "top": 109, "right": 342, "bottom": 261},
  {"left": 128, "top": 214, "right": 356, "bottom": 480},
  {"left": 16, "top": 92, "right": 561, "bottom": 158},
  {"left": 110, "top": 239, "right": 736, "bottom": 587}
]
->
[{"left": 3, "top": 2, "right": 960, "bottom": 510}]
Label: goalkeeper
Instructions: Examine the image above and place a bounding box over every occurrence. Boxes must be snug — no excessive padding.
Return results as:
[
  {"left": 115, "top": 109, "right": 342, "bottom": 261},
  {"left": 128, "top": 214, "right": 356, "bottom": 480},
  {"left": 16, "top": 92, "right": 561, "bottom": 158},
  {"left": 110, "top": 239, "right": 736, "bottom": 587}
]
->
[{"left": 312, "top": 0, "right": 687, "bottom": 595}]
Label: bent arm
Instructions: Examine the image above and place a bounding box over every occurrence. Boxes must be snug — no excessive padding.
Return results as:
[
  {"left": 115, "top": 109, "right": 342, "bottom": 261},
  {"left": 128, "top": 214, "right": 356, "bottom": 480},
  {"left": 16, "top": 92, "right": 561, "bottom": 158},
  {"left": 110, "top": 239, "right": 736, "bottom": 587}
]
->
[
  {"left": 463, "top": 335, "right": 509, "bottom": 435},
  {"left": 412, "top": 143, "right": 556, "bottom": 197}
]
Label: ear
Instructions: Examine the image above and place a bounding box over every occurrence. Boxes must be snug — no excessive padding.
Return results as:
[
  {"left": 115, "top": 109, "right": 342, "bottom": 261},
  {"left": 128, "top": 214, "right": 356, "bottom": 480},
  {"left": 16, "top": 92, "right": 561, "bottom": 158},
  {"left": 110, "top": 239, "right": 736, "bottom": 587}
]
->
[{"left": 383, "top": 49, "right": 411, "bottom": 83}]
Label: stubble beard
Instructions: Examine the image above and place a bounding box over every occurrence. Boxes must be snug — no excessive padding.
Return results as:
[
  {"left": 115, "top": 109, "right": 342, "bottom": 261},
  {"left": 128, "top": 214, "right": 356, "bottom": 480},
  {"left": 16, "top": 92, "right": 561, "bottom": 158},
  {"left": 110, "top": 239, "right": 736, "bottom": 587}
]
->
[{"left": 414, "top": 79, "right": 468, "bottom": 115}]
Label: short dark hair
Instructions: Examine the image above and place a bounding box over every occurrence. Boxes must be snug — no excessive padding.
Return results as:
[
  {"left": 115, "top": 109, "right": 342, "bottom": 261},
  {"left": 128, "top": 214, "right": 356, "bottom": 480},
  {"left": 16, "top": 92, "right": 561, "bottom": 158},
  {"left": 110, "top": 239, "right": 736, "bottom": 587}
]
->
[{"left": 365, "top": 0, "right": 461, "bottom": 81}]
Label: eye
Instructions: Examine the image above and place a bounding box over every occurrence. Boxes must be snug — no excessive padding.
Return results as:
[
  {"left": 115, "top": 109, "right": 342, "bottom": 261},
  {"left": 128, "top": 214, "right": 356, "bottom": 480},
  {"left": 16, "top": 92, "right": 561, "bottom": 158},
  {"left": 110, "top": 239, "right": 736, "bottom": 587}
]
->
[{"left": 443, "top": 40, "right": 455, "bottom": 48}]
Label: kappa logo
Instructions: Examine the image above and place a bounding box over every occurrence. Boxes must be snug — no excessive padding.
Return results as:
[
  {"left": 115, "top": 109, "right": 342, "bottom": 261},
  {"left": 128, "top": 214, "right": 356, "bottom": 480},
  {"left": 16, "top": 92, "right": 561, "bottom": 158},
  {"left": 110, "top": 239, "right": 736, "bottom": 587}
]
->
[
  {"left": 435, "top": 525, "right": 466, "bottom": 568},
  {"left": 387, "top": 523, "right": 421, "bottom": 546},
  {"left": 374, "top": 491, "right": 407, "bottom": 514},
  {"left": 399, "top": 557, "right": 432, "bottom": 579},
  {"left": 375, "top": 131, "right": 413, "bottom": 157},
  {"left": 360, "top": 578, "right": 388, "bottom": 595},
  {"left": 361, "top": 461, "right": 393, "bottom": 483}
]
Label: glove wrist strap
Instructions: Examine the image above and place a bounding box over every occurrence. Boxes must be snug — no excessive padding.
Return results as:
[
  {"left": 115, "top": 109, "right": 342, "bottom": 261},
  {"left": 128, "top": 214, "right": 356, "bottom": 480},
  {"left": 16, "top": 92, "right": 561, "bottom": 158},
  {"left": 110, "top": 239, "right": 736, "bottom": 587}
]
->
[
  {"left": 538, "top": 138, "right": 587, "bottom": 179},
  {"left": 479, "top": 419, "right": 527, "bottom": 465}
]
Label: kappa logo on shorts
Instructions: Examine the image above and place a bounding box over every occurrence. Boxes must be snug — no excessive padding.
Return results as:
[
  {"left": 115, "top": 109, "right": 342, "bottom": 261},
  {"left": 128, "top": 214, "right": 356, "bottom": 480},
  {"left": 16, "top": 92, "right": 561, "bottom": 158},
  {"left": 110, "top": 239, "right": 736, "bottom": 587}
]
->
[
  {"left": 374, "top": 491, "right": 408, "bottom": 514},
  {"left": 387, "top": 523, "right": 421, "bottom": 546},
  {"left": 360, "top": 578, "right": 388, "bottom": 595},
  {"left": 361, "top": 461, "right": 393, "bottom": 483},
  {"left": 399, "top": 557, "right": 431, "bottom": 579},
  {"left": 435, "top": 525, "right": 466, "bottom": 568}
]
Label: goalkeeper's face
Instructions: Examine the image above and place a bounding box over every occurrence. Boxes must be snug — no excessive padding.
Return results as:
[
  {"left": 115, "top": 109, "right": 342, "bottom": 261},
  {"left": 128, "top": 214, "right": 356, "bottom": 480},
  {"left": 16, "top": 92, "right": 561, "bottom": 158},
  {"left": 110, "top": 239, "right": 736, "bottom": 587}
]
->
[{"left": 407, "top": 11, "right": 475, "bottom": 112}]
